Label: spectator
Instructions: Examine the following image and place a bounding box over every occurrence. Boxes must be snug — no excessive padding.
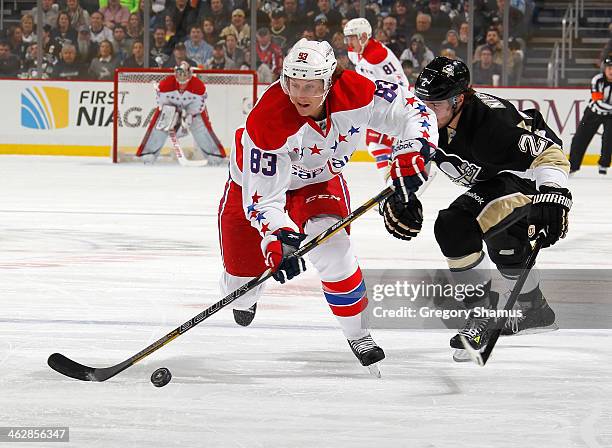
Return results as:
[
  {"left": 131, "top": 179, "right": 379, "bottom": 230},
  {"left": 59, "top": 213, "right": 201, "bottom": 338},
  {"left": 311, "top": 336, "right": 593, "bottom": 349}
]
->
[
  {"left": 126, "top": 13, "right": 143, "bottom": 40},
  {"left": 598, "top": 23, "right": 612, "bottom": 66},
  {"left": 185, "top": 25, "right": 213, "bottom": 66},
  {"left": 20, "top": 43, "right": 41, "bottom": 77},
  {"left": 7, "top": 26, "right": 28, "bottom": 60},
  {"left": 335, "top": 49, "right": 351, "bottom": 70},
  {"left": 122, "top": 40, "right": 145, "bottom": 67},
  {"left": 51, "top": 12, "right": 78, "bottom": 47},
  {"left": 474, "top": 27, "right": 503, "bottom": 64},
  {"left": 343, "top": 0, "right": 377, "bottom": 29},
  {"left": 400, "top": 34, "right": 434, "bottom": 70},
  {"left": 150, "top": 26, "right": 170, "bottom": 67},
  {"left": 441, "top": 29, "right": 466, "bottom": 61},
  {"left": 205, "top": 41, "right": 237, "bottom": 69},
  {"left": 163, "top": 14, "right": 178, "bottom": 47},
  {"left": 165, "top": 0, "right": 197, "bottom": 40},
  {"left": 302, "top": 27, "right": 315, "bottom": 41},
  {"left": 312, "top": 0, "right": 343, "bottom": 34},
  {"left": 220, "top": 9, "right": 250, "bottom": 49},
  {"left": 112, "top": 25, "right": 131, "bottom": 62},
  {"left": 40, "top": 24, "right": 54, "bottom": 55},
  {"left": 414, "top": 13, "right": 439, "bottom": 54},
  {"left": 0, "top": 41, "right": 20, "bottom": 77},
  {"left": 99, "top": 0, "right": 139, "bottom": 14},
  {"left": 31, "top": 0, "right": 59, "bottom": 30},
  {"left": 100, "top": 0, "right": 130, "bottom": 29},
  {"left": 283, "top": 0, "right": 306, "bottom": 36},
  {"left": 331, "top": 31, "right": 346, "bottom": 54},
  {"left": 88, "top": 39, "right": 118, "bottom": 79},
  {"left": 472, "top": 45, "right": 501, "bottom": 85},
  {"left": 425, "top": 0, "right": 452, "bottom": 43},
  {"left": 223, "top": 33, "right": 245, "bottom": 67},
  {"left": 440, "top": 47, "right": 457, "bottom": 59},
  {"left": 458, "top": 21, "right": 469, "bottom": 45},
  {"left": 163, "top": 42, "right": 197, "bottom": 68},
  {"left": 89, "top": 11, "right": 114, "bottom": 43},
  {"left": 401, "top": 59, "right": 418, "bottom": 84},
  {"left": 381, "top": 14, "right": 407, "bottom": 58},
  {"left": 392, "top": 0, "right": 417, "bottom": 37},
  {"left": 51, "top": 43, "right": 85, "bottom": 79},
  {"left": 452, "top": 1, "right": 487, "bottom": 38},
  {"left": 487, "top": 0, "right": 525, "bottom": 38},
  {"left": 201, "top": 18, "right": 219, "bottom": 46},
  {"left": 269, "top": 9, "right": 294, "bottom": 52},
  {"left": 66, "top": 0, "right": 90, "bottom": 30},
  {"left": 255, "top": 27, "right": 283, "bottom": 82},
  {"left": 200, "top": 0, "right": 230, "bottom": 33},
  {"left": 21, "top": 14, "right": 37, "bottom": 44},
  {"left": 508, "top": 37, "right": 524, "bottom": 85},
  {"left": 76, "top": 25, "right": 98, "bottom": 64},
  {"left": 313, "top": 15, "right": 331, "bottom": 43}
]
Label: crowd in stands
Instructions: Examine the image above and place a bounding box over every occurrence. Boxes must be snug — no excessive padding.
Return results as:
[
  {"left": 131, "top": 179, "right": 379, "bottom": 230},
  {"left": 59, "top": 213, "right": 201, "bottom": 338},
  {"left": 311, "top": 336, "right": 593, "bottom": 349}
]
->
[{"left": 0, "top": 0, "right": 609, "bottom": 85}]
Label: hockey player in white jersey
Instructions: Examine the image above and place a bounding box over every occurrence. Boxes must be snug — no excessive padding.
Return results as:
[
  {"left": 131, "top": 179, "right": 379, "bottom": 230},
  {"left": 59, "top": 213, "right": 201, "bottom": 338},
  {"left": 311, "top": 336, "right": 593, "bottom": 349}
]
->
[
  {"left": 137, "top": 62, "right": 226, "bottom": 165},
  {"left": 217, "top": 38, "right": 437, "bottom": 375},
  {"left": 344, "top": 18, "right": 410, "bottom": 179}
]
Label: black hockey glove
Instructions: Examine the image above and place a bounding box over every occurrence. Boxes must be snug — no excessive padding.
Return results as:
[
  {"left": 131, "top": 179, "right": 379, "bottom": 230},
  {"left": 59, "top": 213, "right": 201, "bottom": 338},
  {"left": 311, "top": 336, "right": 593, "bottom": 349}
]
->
[
  {"left": 381, "top": 193, "right": 423, "bottom": 241},
  {"left": 264, "top": 228, "right": 308, "bottom": 284},
  {"left": 528, "top": 185, "right": 572, "bottom": 248}
]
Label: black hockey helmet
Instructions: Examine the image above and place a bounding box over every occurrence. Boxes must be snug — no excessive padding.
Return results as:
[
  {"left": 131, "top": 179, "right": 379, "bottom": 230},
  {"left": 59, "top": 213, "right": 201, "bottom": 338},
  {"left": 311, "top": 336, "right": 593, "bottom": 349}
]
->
[
  {"left": 414, "top": 57, "right": 470, "bottom": 101},
  {"left": 604, "top": 55, "right": 612, "bottom": 67}
]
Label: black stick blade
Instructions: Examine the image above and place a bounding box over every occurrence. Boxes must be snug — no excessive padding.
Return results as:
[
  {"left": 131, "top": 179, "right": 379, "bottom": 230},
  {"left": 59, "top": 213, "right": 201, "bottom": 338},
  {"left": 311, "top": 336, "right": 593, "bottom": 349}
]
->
[{"left": 47, "top": 353, "right": 128, "bottom": 382}]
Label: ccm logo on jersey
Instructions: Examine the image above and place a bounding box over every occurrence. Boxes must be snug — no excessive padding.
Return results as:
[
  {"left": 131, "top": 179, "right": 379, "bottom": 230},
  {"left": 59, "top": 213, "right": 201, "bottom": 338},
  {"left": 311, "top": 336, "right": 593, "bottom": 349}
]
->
[{"left": 305, "top": 194, "right": 341, "bottom": 204}]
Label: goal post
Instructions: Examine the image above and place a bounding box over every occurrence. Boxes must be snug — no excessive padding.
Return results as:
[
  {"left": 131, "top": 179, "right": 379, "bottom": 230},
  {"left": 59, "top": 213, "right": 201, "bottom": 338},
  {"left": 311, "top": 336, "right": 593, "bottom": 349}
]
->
[{"left": 112, "top": 68, "right": 258, "bottom": 163}]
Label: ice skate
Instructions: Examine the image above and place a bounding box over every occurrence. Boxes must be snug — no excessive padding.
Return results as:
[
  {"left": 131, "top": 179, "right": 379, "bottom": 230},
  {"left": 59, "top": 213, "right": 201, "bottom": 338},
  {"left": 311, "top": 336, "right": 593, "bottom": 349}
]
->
[
  {"left": 451, "top": 308, "right": 493, "bottom": 362},
  {"left": 502, "top": 294, "right": 558, "bottom": 336},
  {"left": 348, "top": 334, "right": 385, "bottom": 377},
  {"left": 598, "top": 165, "right": 607, "bottom": 175},
  {"left": 233, "top": 303, "right": 257, "bottom": 327}
]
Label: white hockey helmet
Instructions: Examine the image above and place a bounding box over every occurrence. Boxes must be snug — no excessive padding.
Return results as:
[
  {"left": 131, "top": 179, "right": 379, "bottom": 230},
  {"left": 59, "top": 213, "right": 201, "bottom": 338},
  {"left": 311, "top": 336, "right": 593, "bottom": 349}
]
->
[
  {"left": 174, "top": 61, "right": 193, "bottom": 85},
  {"left": 343, "top": 18, "right": 372, "bottom": 40},
  {"left": 281, "top": 38, "right": 337, "bottom": 101}
]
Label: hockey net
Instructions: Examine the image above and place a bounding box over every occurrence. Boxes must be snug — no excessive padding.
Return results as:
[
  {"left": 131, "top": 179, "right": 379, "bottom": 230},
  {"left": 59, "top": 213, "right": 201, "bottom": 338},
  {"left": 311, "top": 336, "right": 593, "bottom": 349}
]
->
[{"left": 112, "top": 68, "right": 258, "bottom": 163}]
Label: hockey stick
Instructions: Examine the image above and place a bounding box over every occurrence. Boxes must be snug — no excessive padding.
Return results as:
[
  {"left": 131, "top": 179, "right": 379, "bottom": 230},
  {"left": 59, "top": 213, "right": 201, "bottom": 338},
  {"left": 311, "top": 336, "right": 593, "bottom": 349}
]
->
[
  {"left": 47, "top": 186, "right": 395, "bottom": 382},
  {"left": 459, "top": 232, "right": 546, "bottom": 366},
  {"left": 168, "top": 130, "right": 208, "bottom": 167}
]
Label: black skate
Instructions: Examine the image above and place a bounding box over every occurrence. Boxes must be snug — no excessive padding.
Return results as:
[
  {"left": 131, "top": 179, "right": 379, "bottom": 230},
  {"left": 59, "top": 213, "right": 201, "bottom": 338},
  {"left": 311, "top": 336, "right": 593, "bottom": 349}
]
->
[
  {"left": 348, "top": 334, "right": 385, "bottom": 377},
  {"left": 502, "top": 294, "right": 558, "bottom": 336},
  {"left": 598, "top": 165, "right": 608, "bottom": 175},
  {"left": 451, "top": 309, "right": 493, "bottom": 363},
  {"left": 233, "top": 303, "right": 257, "bottom": 327}
]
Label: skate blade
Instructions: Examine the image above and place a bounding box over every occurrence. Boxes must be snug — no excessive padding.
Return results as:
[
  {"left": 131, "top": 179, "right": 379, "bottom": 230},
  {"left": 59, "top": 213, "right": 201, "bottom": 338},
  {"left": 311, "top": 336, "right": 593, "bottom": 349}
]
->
[
  {"left": 367, "top": 363, "right": 382, "bottom": 378},
  {"left": 457, "top": 335, "right": 484, "bottom": 366},
  {"left": 503, "top": 323, "right": 559, "bottom": 337}
]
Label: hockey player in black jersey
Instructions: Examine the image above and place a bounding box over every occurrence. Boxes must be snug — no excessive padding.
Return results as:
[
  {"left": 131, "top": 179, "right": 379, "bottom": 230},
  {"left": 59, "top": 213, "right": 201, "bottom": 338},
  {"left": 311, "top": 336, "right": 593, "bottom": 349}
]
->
[{"left": 382, "top": 57, "right": 572, "bottom": 361}]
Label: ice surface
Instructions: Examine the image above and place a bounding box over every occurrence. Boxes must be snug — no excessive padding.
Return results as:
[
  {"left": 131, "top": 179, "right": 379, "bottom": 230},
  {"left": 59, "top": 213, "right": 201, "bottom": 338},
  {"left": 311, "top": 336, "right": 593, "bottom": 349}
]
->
[{"left": 0, "top": 156, "right": 611, "bottom": 447}]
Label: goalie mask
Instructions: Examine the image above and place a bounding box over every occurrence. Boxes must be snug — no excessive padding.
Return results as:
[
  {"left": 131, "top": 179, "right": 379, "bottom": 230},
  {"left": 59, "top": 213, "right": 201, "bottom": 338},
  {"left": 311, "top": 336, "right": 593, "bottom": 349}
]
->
[
  {"left": 281, "top": 38, "right": 337, "bottom": 105},
  {"left": 174, "top": 61, "right": 193, "bottom": 85}
]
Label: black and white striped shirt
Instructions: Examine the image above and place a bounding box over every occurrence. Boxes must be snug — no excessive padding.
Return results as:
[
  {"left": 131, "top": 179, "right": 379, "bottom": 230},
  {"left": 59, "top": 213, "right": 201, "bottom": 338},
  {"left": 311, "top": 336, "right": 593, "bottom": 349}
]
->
[{"left": 588, "top": 73, "right": 612, "bottom": 116}]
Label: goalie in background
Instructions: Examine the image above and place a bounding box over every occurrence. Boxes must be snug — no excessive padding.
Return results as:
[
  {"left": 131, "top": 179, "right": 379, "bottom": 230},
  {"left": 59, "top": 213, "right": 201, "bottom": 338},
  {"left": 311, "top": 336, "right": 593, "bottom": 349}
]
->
[{"left": 137, "top": 62, "right": 227, "bottom": 165}]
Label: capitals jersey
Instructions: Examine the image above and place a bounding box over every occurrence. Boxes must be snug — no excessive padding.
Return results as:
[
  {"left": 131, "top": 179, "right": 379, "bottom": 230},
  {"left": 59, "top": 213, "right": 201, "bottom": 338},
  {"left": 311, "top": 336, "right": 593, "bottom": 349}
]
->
[
  {"left": 587, "top": 73, "right": 612, "bottom": 116},
  {"left": 435, "top": 91, "right": 569, "bottom": 189},
  {"left": 229, "top": 70, "right": 438, "bottom": 238},
  {"left": 156, "top": 75, "right": 207, "bottom": 116},
  {"left": 348, "top": 39, "right": 409, "bottom": 89}
]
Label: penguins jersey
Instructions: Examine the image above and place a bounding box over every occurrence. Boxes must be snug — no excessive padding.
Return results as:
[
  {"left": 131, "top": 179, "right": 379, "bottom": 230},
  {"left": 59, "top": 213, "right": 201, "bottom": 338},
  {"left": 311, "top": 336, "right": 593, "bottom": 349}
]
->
[
  {"left": 229, "top": 70, "right": 438, "bottom": 239},
  {"left": 348, "top": 39, "right": 409, "bottom": 89},
  {"left": 435, "top": 91, "right": 569, "bottom": 189},
  {"left": 156, "top": 75, "right": 207, "bottom": 116}
]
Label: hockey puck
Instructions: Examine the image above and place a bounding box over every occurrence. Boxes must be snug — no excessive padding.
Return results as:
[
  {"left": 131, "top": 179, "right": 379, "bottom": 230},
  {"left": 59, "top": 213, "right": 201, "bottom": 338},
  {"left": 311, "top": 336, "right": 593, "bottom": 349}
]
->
[{"left": 151, "top": 367, "right": 172, "bottom": 387}]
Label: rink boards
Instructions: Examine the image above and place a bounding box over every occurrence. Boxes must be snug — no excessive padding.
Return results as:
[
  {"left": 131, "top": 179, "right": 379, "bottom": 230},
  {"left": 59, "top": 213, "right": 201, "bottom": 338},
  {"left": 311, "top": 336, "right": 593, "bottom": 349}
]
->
[{"left": 0, "top": 79, "right": 604, "bottom": 165}]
